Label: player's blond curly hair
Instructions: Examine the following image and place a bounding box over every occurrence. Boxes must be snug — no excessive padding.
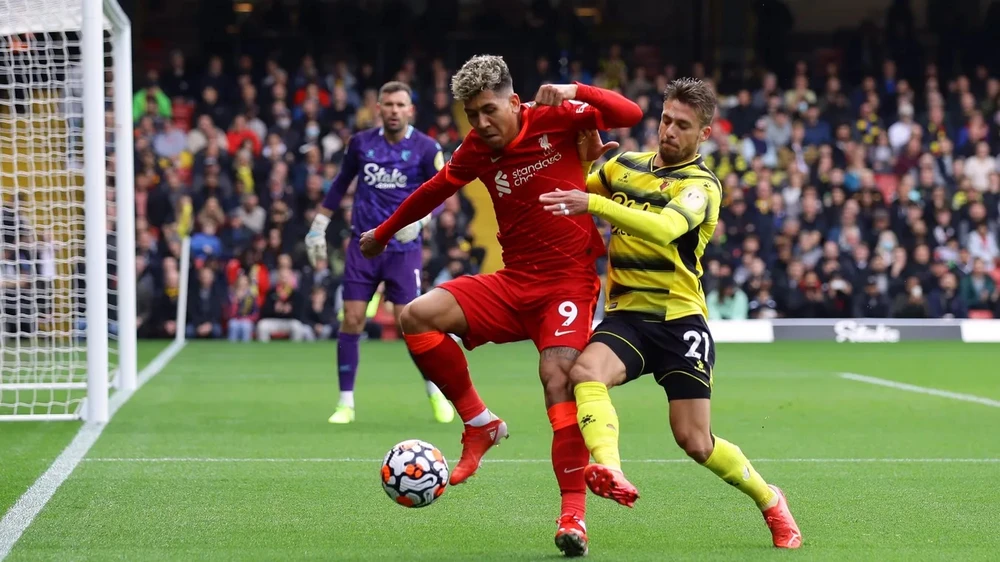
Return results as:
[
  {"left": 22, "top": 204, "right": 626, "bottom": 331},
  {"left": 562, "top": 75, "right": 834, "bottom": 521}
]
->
[{"left": 451, "top": 55, "right": 513, "bottom": 101}]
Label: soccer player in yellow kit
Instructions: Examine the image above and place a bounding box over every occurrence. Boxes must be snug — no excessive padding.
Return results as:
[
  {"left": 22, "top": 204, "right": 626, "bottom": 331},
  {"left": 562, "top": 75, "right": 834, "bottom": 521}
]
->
[{"left": 540, "top": 78, "right": 802, "bottom": 549}]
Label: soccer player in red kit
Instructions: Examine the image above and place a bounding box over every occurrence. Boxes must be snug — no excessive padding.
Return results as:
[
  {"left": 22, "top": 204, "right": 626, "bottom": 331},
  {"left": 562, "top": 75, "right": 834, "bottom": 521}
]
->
[{"left": 360, "top": 55, "right": 641, "bottom": 557}]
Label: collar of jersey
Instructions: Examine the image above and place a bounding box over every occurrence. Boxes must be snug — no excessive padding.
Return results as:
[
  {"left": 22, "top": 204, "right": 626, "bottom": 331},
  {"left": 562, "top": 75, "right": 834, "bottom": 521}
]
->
[
  {"left": 648, "top": 153, "right": 702, "bottom": 175},
  {"left": 378, "top": 125, "right": 414, "bottom": 139}
]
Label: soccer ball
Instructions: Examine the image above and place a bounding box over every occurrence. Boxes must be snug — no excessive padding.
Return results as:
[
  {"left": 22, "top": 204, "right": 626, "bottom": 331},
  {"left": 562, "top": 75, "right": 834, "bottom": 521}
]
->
[{"left": 380, "top": 439, "right": 449, "bottom": 508}]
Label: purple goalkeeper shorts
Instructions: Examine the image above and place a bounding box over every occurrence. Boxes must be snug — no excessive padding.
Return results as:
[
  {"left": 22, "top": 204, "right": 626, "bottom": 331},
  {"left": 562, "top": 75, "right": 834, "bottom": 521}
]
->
[{"left": 342, "top": 239, "right": 423, "bottom": 305}]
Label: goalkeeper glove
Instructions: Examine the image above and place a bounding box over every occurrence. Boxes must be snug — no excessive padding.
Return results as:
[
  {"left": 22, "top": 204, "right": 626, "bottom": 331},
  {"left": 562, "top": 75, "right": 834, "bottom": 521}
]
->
[
  {"left": 305, "top": 213, "right": 330, "bottom": 267},
  {"left": 393, "top": 214, "right": 432, "bottom": 243}
]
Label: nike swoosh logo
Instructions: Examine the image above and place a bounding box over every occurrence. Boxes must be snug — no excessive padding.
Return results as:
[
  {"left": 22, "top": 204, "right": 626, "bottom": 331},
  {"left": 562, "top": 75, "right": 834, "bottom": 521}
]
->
[
  {"left": 490, "top": 156, "right": 502, "bottom": 163},
  {"left": 554, "top": 330, "right": 576, "bottom": 336},
  {"left": 563, "top": 467, "right": 585, "bottom": 473}
]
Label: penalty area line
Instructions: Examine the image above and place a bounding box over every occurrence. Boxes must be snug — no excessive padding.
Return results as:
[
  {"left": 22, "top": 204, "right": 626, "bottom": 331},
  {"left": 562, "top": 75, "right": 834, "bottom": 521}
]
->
[
  {"left": 0, "top": 340, "right": 186, "bottom": 562},
  {"left": 81, "top": 457, "right": 1000, "bottom": 464},
  {"left": 839, "top": 373, "right": 1000, "bottom": 408}
]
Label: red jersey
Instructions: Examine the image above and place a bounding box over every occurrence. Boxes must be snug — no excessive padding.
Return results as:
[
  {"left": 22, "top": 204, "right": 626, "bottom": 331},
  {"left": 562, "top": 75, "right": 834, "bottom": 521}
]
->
[{"left": 374, "top": 84, "right": 642, "bottom": 275}]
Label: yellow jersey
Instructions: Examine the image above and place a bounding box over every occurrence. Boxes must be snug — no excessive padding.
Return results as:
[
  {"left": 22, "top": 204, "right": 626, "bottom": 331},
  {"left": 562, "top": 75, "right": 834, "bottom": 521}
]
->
[{"left": 586, "top": 151, "right": 722, "bottom": 321}]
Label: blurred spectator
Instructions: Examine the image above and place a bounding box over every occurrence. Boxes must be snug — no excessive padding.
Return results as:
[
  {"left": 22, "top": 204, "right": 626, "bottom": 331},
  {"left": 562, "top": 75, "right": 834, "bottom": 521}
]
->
[
  {"left": 187, "top": 267, "right": 225, "bottom": 339},
  {"left": 234, "top": 194, "right": 267, "bottom": 235},
  {"left": 965, "top": 141, "right": 997, "bottom": 191},
  {"left": 150, "top": 266, "right": 181, "bottom": 338},
  {"left": 960, "top": 258, "right": 998, "bottom": 312},
  {"left": 197, "top": 86, "right": 232, "bottom": 130},
  {"left": 301, "top": 286, "right": 334, "bottom": 341},
  {"left": 928, "top": 272, "right": 968, "bottom": 318},
  {"left": 707, "top": 278, "right": 749, "bottom": 320},
  {"left": 257, "top": 268, "right": 305, "bottom": 341},
  {"left": 132, "top": 70, "right": 172, "bottom": 122},
  {"left": 190, "top": 221, "right": 223, "bottom": 261},
  {"left": 153, "top": 119, "right": 188, "bottom": 160},
  {"left": 136, "top": 254, "right": 155, "bottom": 336},
  {"left": 854, "top": 275, "right": 892, "bottom": 317},
  {"left": 967, "top": 218, "right": 999, "bottom": 264},
  {"left": 161, "top": 50, "right": 194, "bottom": 100},
  {"left": 227, "top": 115, "right": 262, "bottom": 156},
  {"left": 227, "top": 274, "right": 259, "bottom": 342}
]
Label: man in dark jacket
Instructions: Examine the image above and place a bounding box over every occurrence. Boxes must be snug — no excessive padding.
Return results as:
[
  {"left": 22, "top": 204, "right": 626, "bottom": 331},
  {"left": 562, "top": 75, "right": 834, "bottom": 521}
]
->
[
  {"left": 928, "top": 272, "right": 969, "bottom": 318},
  {"left": 187, "top": 267, "right": 225, "bottom": 338}
]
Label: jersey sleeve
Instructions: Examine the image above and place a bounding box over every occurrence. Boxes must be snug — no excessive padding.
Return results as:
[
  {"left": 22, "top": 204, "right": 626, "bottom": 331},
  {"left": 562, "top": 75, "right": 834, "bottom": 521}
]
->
[
  {"left": 586, "top": 177, "right": 717, "bottom": 247},
  {"left": 420, "top": 140, "right": 448, "bottom": 217},
  {"left": 321, "top": 134, "right": 361, "bottom": 211},
  {"left": 665, "top": 177, "right": 720, "bottom": 231},
  {"left": 585, "top": 155, "right": 618, "bottom": 198},
  {"left": 563, "top": 84, "right": 643, "bottom": 131},
  {"left": 421, "top": 140, "right": 445, "bottom": 179},
  {"left": 373, "top": 141, "right": 478, "bottom": 244},
  {"left": 440, "top": 140, "right": 479, "bottom": 184}
]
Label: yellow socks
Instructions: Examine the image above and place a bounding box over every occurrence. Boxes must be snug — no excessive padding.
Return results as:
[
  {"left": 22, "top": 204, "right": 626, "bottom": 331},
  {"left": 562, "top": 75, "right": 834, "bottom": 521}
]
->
[
  {"left": 702, "top": 436, "right": 777, "bottom": 509},
  {"left": 573, "top": 382, "right": 776, "bottom": 511},
  {"left": 574, "top": 381, "right": 622, "bottom": 471}
]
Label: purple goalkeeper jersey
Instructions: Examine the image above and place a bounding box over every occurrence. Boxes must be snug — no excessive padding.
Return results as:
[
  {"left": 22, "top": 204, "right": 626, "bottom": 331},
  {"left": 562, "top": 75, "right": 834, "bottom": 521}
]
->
[{"left": 322, "top": 125, "right": 444, "bottom": 253}]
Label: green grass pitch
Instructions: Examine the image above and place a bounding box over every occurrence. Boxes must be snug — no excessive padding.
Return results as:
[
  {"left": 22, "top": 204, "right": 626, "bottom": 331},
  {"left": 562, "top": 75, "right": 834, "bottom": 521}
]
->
[{"left": 2, "top": 340, "right": 999, "bottom": 561}]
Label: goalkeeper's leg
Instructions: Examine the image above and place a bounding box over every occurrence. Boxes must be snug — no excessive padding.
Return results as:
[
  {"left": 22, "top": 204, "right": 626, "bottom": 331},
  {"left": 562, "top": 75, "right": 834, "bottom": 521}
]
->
[
  {"left": 327, "top": 299, "right": 366, "bottom": 424},
  {"left": 384, "top": 247, "right": 453, "bottom": 423}
]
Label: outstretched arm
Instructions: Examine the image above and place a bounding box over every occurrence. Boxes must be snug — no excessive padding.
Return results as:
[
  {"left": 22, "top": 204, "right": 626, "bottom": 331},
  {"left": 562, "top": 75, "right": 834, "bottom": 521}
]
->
[
  {"left": 535, "top": 84, "right": 643, "bottom": 130},
  {"left": 573, "top": 83, "right": 643, "bottom": 129},
  {"left": 320, "top": 136, "right": 362, "bottom": 214},
  {"left": 373, "top": 168, "right": 464, "bottom": 245},
  {"left": 586, "top": 192, "right": 704, "bottom": 246},
  {"left": 540, "top": 181, "right": 712, "bottom": 247}
]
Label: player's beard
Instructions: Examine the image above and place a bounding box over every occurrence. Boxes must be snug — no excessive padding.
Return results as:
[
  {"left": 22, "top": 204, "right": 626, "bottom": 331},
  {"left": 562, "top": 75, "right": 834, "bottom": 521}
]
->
[
  {"left": 384, "top": 116, "right": 406, "bottom": 135},
  {"left": 658, "top": 141, "right": 696, "bottom": 167}
]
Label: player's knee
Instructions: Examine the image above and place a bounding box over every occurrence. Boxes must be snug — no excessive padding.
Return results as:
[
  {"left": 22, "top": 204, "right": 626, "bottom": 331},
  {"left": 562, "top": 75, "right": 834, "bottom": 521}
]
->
[
  {"left": 674, "top": 428, "right": 714, "bottom": 463},
  {"left": 341, "top": 310, "right": 366, "bottom": 334},
  {"left": 399, "top": 301, "right": 433, "bottom": 334},
  {"left": 539, "top": 362, "right": 573, "bottom": 403},
  {"left": 568, "top": 360, "right": 601, "bottom": 386}
]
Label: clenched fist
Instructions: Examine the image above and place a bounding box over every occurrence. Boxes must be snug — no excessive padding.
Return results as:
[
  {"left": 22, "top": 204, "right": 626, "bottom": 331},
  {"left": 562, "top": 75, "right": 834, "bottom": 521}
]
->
[
  {"left": 534, "top": 84, "right": 579, "bottom": 106},
  {"left": 359, "top": 229, "right": 387, "bottom": 259}
]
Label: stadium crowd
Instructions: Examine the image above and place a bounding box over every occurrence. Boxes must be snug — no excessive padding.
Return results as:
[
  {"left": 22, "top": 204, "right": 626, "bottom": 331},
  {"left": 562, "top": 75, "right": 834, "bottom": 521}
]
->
[{"left": 118, "top": 44, "right": 1000, "bottom": 341}]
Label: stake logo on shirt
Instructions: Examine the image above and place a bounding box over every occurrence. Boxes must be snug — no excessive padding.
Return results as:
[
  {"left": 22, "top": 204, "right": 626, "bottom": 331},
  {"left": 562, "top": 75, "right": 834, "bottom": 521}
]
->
[{"left": 363, "top": 163, "right": 408, "bottom": 189}]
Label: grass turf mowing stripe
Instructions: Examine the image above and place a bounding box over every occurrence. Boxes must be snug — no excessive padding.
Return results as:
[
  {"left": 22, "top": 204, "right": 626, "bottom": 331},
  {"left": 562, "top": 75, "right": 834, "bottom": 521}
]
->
[
  {"left": 0, "top": 340, "right": 186, "bottom": 562},
  {"left": 80, "top": 457, "right": 1000, "bottom": 463},
  {"left": 839, "top": 372, "right": 1000, "bottom": 407}
]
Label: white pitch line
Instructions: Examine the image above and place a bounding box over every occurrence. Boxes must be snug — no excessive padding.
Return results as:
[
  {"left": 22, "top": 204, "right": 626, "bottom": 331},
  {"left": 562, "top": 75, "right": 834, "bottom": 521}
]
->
[
  {"left": 839, "top": 373, "right": 1000, "bottom": 408},
  {"left": 81, "top": 457, "right": 1000, "bottom": 464},
  {"left": 0, "top": 340, "right": 186, "bottom": 561}
]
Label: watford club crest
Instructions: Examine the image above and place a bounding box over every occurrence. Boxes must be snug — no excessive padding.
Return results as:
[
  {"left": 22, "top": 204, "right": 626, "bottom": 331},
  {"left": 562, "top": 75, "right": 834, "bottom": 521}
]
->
[{"left": 659, "top": 179, "right": 675, "bottom": 191}]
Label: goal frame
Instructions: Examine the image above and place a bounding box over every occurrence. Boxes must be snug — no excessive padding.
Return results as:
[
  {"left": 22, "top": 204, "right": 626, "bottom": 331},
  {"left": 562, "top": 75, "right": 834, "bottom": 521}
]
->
[{"left": 0, "top": 0, "right": 135, "bottom": 423}]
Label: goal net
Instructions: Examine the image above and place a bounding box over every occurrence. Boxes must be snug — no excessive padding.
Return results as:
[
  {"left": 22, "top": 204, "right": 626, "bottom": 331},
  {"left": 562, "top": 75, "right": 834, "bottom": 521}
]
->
[{"left": 0, "top": 0, "right": 135, "bottom": 422}]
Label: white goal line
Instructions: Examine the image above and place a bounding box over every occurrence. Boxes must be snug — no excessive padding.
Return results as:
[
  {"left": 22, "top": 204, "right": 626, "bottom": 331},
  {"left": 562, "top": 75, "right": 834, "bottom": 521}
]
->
[{"left": 82, "top": 457, "right": 1000, "bottom": 464}]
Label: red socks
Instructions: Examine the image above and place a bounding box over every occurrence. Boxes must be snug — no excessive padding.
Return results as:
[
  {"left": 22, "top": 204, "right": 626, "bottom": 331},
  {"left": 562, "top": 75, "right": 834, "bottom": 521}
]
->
[
  {"left": 548, "top": 401, "right": 588, "bottom": 519},
  {"left": 406, "top": 333, "right": 588, "bottom": 519},
  {"left": 404, "top": 332, "right": 486, "bottom": 422}
]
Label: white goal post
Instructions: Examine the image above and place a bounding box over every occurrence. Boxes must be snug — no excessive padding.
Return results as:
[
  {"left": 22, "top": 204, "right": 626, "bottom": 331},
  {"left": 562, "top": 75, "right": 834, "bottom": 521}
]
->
[{"left": 0, "top": 0, "right": 135, "bottom": 422}]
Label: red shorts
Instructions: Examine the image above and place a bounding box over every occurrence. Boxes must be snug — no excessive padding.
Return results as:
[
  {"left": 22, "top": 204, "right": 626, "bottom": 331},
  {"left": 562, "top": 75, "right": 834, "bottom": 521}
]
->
[{"left": 439, "top": 268, "right": 600, "bottom": 352}]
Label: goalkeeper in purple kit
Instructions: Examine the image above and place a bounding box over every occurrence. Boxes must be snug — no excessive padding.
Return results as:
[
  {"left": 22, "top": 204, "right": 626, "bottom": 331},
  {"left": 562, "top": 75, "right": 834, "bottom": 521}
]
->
[{"left": 305, "top": 81, "right": 454, "bottom": 424}]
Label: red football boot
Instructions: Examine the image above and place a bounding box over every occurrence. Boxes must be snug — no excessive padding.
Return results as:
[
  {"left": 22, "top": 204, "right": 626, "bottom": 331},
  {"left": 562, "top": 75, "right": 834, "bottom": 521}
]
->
[
  {"left": 583, "top": 464, "right": 639, "bottom": 508},
  {"left": 762, "top": 485, "right": 803, "bottom": 549},
  {"left": 449, "top": 418, "right": 508, "bottom": 485},
  {"left": 554, "top": 514, "right": 588, "bottom": 557}
]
